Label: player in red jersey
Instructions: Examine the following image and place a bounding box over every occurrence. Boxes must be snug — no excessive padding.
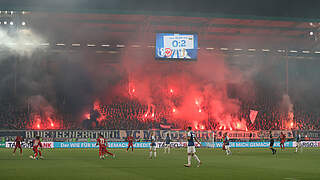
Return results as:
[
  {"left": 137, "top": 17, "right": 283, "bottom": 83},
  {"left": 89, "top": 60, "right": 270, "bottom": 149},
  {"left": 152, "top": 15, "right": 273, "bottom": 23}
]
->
[
  {"left": 96, "top": 134, "right": 115, "bottom": 159},
  {"left": 126, "top": 135, "right": 134, "bottom": 152},
  {"left": 13, "top": 136, "right": 23, "bottom": 156},
  {"left": 280, "top": 132, "right": 286, "bottom": 149},
  {"left": 30, "top": 136, "right": 44, "bottom": 160}
]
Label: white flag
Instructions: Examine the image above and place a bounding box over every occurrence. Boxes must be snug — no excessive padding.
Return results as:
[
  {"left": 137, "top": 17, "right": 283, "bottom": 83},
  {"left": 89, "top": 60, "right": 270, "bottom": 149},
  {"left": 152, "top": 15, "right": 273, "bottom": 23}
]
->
[{"left": 250, "top": 110, "right": 258, "bottom": 124}]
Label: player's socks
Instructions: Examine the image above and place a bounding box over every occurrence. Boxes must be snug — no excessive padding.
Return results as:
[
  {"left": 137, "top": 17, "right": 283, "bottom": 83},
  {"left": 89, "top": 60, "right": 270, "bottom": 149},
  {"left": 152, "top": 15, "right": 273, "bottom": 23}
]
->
[
  {"left": 193, "top": 154, "right": 200, "bottom": 163},
  {"left": 154, "top": 152, "right": 156, "bottom": 158},
  {"left": 197, "top": 161, "right": 202, "bottom": 168},
  {"left": 149, "top": 151, "right": 153, "bottom": 158},
  {"left": 105, "top": 151, "right": 114, "bottom": 157},
  {"left": 168, "top": 148, "right": 170, "bottom": 154},
  {"left": 187, "top": 155, "right": 191, "bottom": 165}
]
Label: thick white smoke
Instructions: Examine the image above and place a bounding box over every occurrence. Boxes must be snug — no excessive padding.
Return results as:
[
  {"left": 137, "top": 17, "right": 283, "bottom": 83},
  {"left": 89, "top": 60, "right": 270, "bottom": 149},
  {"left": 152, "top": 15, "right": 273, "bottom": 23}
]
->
[{"left": 0, "top": 28, "right": 47, "bottom": 57}]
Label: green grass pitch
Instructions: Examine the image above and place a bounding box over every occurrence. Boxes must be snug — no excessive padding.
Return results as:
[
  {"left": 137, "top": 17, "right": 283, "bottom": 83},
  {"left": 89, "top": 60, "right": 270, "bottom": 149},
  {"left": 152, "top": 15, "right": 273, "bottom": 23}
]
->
[{"left": 0, "top": 148, "right": 319, "bottom": 180}]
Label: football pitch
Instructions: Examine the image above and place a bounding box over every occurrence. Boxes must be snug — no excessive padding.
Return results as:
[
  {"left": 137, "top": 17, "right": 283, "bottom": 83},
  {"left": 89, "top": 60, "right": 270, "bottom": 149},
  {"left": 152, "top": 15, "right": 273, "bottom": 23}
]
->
[{"left": 0, "top": 148, "right": 319, "bottom": 180}]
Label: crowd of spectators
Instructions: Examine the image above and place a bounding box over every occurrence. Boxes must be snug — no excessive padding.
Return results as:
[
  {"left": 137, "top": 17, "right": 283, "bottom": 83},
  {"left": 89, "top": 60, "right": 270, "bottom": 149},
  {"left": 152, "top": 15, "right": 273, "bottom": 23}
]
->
[
  {"left": 0, "top": 103, "right": 30, "bottom": 129},
  {"left": 1, "top": 100, "right": 320, "bottom": 130},
  {"left": 94, "top": 101, "right": 163, "bottom": 130}
]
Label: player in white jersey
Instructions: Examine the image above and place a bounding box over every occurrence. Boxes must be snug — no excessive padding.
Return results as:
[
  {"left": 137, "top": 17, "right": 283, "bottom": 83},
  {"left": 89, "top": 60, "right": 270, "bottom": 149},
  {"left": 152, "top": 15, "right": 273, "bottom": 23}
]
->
[
  {"left": 184, "top": 126, "right": 201, "bottom": 167},
  {"left": 295, "top": 131, "right": 303, "bottom": 153},
  {"left": 149, "top": 132, "right": 157, "bottom": 159},
  {"left": 223, "top": 133, "right": 232, "bottom": 155}
]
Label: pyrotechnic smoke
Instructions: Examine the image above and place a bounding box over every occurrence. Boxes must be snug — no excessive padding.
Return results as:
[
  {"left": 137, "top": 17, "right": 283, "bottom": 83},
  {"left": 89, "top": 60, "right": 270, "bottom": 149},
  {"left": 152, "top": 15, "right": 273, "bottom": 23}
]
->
[
  {"left": 0, "top": 22, "right": 280, "bottom": 131},
  {"left": 0, "top": 28, "right": 47, "bottom": 57},
  {"left": 115, "top": 44, "right": 253, "bottom": 130},
  {"left": 280, "top": 94, "right": 294, "bottom": 128},
  {"left": 0, "top": 24, "right": 256, "bottom": 130},
  {"left": 280, "top": 94, "right": 293, "bottom": 113}
]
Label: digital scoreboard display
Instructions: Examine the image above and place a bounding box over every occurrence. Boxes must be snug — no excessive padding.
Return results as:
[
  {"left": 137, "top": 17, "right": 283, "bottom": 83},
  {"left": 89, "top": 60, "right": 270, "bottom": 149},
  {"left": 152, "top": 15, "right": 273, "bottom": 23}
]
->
[{"left": 155, "top": 33, "right": 198, "bottom": 60}]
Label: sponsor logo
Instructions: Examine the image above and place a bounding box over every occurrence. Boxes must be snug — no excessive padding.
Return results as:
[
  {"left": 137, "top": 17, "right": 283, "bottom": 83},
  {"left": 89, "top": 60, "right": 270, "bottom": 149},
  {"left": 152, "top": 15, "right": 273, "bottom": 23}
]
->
[
  {"left": 6, "top": 142, "right": 53, "bottom": 148},
  {"left": 165, "top": 48, "right": 173, "bottom": 57},
  {"left": 0, "top": 142, "right": 5, "bottom": 148},
  {"left": 301, "top": 141, "right": 319, "bottom": 147}
]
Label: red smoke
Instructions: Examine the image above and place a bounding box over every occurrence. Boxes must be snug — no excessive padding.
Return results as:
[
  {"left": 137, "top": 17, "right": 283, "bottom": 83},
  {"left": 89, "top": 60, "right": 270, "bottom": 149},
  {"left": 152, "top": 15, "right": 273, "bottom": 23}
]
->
[
  {"left": 29, "top": 115, "right": 61, "bottom": 130},
  {"left": 85, "top": 46, "right": 254, "bottom": 130}
]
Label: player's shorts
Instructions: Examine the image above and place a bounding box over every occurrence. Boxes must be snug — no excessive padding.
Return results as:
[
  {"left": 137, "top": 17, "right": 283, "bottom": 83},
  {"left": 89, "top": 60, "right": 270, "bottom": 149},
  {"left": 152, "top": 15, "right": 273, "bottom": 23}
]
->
[
  {"left": 15, "top": 144, "right": 22, "bottom": 148},
  {"left": 165, "top": 143, "right": 170, "bottom": 148},
  {"left": 128, "top": 143, "right": 133, "bottom": 146},
  {"left": 225, "top": 145, "right": 230, "bottom": 150},
  {"left": 150, "top": 146, "right": 156, "bottom": 151},
  {"left": 270, "top": 142, "right": 274, "bottom": 147},
  {"left": 280, "top": 140, "right": 285, "bottom": 144},
  {"left": 32, "top": 147, "right": 38, "bottom": 152},
  {"left": 296, "top": 142, "right": 301, "bottom": 147},
  {"left": 187, "top": 146, "right": 196, "bottom": 153}
]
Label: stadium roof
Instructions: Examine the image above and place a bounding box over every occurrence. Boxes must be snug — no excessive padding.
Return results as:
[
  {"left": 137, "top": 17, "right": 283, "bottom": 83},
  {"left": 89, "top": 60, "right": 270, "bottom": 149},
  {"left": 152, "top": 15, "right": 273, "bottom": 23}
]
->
[
  {"left": 1, "top": 0, "right": 320, "bottom": 20},
  {"left": 26, "top": 12, "right": 319, "bottom": 50},
  {"left": 1, "top": 0, "right": 320, "bottom": 59}
]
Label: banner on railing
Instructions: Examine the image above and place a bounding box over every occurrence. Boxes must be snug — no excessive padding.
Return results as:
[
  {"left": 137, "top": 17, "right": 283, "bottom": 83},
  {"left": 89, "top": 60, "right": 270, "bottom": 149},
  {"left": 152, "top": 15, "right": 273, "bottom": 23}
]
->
[
  {"left": 2, "top": 130, "right": 320, "bottom": 141},
  {"left": 22, "top": 130, "right": 293, "bottom": 140},
  {"left": 22, "top": 130, "right": 212, "bottom": 141}
]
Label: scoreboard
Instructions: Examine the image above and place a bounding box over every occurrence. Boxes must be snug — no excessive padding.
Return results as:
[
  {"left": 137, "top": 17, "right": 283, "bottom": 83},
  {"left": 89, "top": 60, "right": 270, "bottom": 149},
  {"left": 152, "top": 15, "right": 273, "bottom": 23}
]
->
[{"left": 155, "top": 33, "right": 198, "bottom": 60}]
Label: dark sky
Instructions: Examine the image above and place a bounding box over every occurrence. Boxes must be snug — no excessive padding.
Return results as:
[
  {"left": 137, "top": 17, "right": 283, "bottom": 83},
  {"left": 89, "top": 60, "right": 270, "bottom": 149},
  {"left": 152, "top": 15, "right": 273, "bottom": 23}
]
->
[{"left": 1, "top": 0, "right": 320, "bottom": 19}]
